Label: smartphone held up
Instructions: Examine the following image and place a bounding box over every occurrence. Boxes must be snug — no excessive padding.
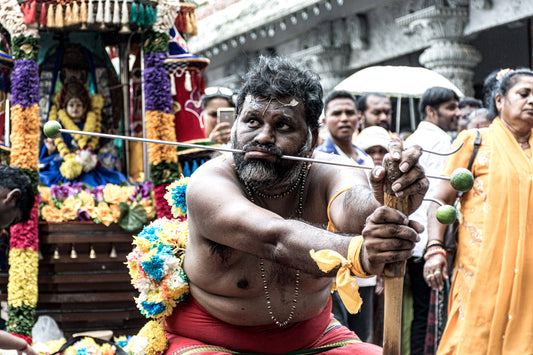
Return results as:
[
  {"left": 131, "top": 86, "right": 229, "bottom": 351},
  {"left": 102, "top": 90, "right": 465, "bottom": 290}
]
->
[{"left": 217, "top": 108, "right": 235, "bottom": 127}]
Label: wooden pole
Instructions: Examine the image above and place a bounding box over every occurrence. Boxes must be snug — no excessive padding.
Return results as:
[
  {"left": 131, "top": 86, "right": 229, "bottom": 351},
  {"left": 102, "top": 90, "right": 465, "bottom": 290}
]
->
[{"left": 382, "top": 159, "right": 409, "bottom": 355}]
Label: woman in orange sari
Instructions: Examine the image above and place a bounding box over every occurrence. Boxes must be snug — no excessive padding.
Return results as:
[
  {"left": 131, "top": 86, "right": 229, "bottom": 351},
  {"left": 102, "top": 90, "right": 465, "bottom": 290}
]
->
[{"left": 423, "top": 68, "right": 533, "bottom": 355}]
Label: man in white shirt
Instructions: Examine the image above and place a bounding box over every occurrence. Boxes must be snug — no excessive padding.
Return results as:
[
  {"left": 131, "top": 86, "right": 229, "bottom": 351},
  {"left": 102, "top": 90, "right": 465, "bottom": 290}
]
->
[
  {"left": 315, "top": 90, "right": 374, "bottom": 342},
  {"left": 404, "top": 86, "right": 462, "bottom": 354}
]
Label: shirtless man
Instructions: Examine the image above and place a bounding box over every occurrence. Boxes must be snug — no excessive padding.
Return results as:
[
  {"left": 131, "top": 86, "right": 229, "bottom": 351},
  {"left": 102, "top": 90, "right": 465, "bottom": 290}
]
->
[{"left": 165, "top": 57, "right": 427, "bottom": 354}]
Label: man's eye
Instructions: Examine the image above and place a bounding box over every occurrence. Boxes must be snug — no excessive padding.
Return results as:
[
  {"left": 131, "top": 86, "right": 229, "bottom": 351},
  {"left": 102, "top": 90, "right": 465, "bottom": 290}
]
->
[{"left": 277, "top": 122, "right": 290, "bottom": 130}]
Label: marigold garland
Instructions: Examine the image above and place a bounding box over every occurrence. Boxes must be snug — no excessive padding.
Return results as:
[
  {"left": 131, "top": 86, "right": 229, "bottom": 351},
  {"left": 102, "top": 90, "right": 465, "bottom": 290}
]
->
[
  {"left": 125, "top": 320, "right": 168, "bottom": 355},
  {"left": 3, "top": 5, "right": 40, "bottom": 344},
  {"left": 9, "top": 104, "right": 40, "bottom": 170},
  {"left": 7, "top": 248, "right": 39, "bottom": 308},
  {"left": 145, "top": 111, "right": 177, "bottom": 165}
]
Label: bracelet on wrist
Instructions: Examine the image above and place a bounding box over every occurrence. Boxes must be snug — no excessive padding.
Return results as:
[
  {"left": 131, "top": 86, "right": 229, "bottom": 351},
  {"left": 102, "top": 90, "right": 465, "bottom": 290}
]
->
[
  {"left": 426, "top": 239, "right": 444, "bottom": 249},
  {"left": 424, "top": 246, "right": 447, "bottom": 261}
]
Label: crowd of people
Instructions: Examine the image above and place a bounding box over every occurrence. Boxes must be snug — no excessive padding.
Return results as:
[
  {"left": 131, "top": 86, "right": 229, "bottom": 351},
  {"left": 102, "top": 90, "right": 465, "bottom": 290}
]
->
[{"left": 4, "top": 54, "right": 532, "bottom": 354}]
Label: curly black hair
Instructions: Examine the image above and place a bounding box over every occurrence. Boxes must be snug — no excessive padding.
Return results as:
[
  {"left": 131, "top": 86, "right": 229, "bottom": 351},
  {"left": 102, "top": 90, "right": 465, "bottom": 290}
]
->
[
  {"left": 235, "top": 56, "right": 323, "bottom": 130},
  {"left": 0, "top": 165, "right": 34, "bottom": 223}
]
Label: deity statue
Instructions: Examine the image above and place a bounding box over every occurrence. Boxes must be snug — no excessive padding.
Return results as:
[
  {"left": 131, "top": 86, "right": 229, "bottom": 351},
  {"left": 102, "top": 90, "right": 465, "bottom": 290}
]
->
[{"left": 39, "top": 79, "right": 127, "bottom": 187}]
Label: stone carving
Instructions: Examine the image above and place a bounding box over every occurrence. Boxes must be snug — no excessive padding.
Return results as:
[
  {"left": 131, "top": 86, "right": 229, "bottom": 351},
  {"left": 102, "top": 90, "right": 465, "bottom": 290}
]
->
[
  {"left": 471, "top": 0, "right": 492, "bottom": 9},
  {"left": 290, "top": 44, "right": 350, "bottom": 94},
  {"left": 395, "top": 4, "right": 481, "bottom": 96}
]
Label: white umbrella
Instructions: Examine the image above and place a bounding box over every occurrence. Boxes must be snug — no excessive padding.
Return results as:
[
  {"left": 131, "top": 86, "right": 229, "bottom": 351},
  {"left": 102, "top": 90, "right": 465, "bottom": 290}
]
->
[
  {"left": 334, "top": 65, "right": 464, "bottom": 98},
  {"left": 334, "top": 66, "right": 464, "bottom": 132}
]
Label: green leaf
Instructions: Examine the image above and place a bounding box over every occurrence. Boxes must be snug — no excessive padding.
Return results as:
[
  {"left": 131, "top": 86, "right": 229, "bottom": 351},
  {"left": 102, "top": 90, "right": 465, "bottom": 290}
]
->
[{"left": 118, "top": 202, "right": 147, "bottom": 232}]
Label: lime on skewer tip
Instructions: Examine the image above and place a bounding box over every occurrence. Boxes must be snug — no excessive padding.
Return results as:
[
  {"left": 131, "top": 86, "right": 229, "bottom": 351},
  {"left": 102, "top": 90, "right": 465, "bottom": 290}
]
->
[{"left": 43, "top": 121, "right": 62, "bottom": 139}]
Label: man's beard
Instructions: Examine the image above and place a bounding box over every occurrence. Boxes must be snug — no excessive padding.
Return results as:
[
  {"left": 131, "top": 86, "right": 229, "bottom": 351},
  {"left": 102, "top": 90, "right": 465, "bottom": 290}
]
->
[{"left": 232, "top": 130, "right": 313, "bottom": 191}]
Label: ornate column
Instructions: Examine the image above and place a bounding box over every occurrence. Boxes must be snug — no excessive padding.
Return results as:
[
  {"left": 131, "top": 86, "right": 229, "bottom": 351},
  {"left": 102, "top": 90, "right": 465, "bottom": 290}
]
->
[{"left": 396, "top": 4, "right": 481, "bottom": 97}]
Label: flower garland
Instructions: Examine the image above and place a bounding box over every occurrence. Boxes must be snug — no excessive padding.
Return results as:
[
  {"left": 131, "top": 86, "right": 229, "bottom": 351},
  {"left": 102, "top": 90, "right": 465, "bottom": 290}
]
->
[
  {"left": 127, "top": 177, "right": 189, "bottom": 355},
  {"left": 143, "top": 2, "right": 181, "bottom": 220},
  {"left": 39, "top": 182, "right": 156, "bottom": 230},
  {"left": 47, "top": 94, "right": 103, "bottom": 180},
  {"left": 0, "top": 2, "right": 41, "bottom": 342}
]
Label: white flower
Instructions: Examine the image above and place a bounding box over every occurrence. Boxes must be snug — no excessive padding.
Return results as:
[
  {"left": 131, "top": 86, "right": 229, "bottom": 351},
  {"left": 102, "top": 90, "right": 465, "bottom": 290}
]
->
[
  {"left": 76, "top": 148, "right": 98, "bottom": 172},
  {"left": 124, "top": 336, "right": 148, "bottom": 355}
]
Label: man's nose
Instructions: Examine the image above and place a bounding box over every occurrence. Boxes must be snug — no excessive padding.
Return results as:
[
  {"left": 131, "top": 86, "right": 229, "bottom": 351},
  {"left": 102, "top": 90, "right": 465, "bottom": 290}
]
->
[{"left": 254, "top": 124, "right": 275, "bottom": 144}]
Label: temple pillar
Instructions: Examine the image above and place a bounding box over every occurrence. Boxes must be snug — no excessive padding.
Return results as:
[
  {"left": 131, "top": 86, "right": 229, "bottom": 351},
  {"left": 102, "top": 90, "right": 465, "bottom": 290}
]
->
[{"left": 396, "top": 4, "right": 481, "bottom": 97}]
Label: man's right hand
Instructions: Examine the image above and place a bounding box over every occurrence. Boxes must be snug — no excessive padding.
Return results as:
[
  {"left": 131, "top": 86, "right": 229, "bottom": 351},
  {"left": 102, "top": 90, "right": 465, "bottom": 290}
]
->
[{"left": 359, "top": 206, "right": 423, "bottom": 275}]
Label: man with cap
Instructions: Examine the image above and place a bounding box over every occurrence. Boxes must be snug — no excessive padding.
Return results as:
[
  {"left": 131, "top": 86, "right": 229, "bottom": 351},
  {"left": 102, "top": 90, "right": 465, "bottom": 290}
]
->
[{"left": 355, "top": 126, "right": 391, "bottom": 167}]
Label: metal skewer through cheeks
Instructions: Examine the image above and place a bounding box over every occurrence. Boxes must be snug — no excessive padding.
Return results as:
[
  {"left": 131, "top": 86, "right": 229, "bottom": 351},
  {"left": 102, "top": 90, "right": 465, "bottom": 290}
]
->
[{"left": 42, "top": 122, "right": 464, "bottom": 182}]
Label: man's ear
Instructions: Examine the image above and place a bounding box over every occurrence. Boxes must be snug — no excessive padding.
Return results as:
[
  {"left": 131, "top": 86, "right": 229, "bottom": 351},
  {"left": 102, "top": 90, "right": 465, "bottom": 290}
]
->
[
  {"left": 5, "top": 189, "right": 21, "bottom": 206},
  {"left": 425, "top": 105, "right": 437, "bottom": 122}
]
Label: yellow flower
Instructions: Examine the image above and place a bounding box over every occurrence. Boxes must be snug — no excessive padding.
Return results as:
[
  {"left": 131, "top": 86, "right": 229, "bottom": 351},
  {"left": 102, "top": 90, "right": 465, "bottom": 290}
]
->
[
  {"left": 60, "top": 156, "right": 83, "bottom": 180},
  {"left": 140, "top": 199, "right": 156, "bottom": 220},
  {"left": 39, "top": 186, "right": 51, "bottom": 204},
  {"left": 95, "top": 202, "right": 114, "bottom": 226},
  {"left": 137, "top": 320, "right": 168, "bottom": 355},
  {"left": 78, "top": 190, "right": 96, "bottom": 217},
  {"left": 103, "top": 184, "right": 129, "bottom": 204},
  {"left": 7, "top": 248, "right": 38, "bottom": 308},
  {"left": 110, "top": 203, "right": 121, "bottom": 223},
  {"left": 60, "top": 196, "right": 82, "bottom": 220},
  {"left": 41, "top": 204, "right": 63, "bottom": 223}
]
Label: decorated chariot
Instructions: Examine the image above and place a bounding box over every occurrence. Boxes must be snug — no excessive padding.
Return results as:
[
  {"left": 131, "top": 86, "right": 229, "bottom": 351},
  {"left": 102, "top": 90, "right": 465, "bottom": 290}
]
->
[{"left": 0, "top": 0, "right": 210, "bottom": 351}]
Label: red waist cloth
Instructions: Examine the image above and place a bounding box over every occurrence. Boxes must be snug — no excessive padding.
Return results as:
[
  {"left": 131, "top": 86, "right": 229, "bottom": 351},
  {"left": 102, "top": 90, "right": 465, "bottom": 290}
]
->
[{"left": 165, "top": 296, "right": 382, "bottom": 354}]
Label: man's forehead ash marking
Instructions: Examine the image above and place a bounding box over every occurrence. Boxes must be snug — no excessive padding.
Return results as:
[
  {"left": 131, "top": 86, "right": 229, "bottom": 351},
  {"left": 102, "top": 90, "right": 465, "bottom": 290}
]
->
[{"left": 245, "top": 95, "right": 300, "bottom": 111}]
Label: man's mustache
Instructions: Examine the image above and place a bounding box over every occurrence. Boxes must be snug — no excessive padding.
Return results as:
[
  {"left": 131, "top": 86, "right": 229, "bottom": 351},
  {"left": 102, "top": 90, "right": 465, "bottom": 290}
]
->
[{"left": 242, "top": 142, "right": 283, "bottom": 158}]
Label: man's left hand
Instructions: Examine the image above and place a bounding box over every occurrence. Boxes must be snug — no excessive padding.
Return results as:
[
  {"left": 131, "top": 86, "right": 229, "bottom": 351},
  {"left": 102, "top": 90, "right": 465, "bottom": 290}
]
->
[{"left": 369, "top": 138, "right": 428, "bottom": 215}]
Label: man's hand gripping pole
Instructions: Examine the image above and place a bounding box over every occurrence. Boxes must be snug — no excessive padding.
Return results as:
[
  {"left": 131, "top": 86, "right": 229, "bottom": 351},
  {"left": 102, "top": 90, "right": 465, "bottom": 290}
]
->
[{"left": 382, "top": 159, "right": 409, "bottom": 355}]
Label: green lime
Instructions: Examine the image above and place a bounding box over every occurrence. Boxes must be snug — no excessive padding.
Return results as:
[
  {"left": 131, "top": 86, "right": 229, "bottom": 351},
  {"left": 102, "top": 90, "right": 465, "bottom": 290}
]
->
[
  {"left": 450, "top": 167, "right": 474, "bottom": 192},
  {"left": 43, "top": 120, "right": 62, "bottom": 139},
  {"left": 436, "top": 205, "right": 457, "bottom": 225}
]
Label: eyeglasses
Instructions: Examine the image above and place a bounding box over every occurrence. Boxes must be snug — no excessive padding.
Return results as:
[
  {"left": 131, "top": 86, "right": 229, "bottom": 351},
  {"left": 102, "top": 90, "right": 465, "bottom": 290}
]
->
[{"left": 204, "top": 87, "right": 234, "bottom": 97}]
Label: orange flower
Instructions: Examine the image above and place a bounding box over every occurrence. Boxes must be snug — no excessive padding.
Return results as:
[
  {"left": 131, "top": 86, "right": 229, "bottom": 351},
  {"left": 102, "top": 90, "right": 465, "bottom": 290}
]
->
[
  {"left": 60, "top": 196, "right": 82, "bottom": 220},
  {"left": 78, "top": 190, "right": 96, "bottom": 217},
  {"left": 109, "top": 203, "right": 122, "bottom": 223},
  {"left": 140, "top": 199, "right": 156, "bottom": 220},
  {"left": 103, "top": 184, "right": 129, "bottom": 204},
  {"left": 39, "top": 186, "right": 51, "bottom": 204},
  {"left": 41, "top": 204, "right": 63, "bottom": 223},
  {"left": 95, "top": 202, "right": 114, "bottom": 226}
]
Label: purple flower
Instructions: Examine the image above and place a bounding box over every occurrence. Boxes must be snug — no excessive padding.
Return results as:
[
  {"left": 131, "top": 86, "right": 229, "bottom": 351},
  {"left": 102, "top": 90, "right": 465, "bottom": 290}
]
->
[
  {"left": 11, "top": 59, "right": 39, "bottom": 108},
  {"left": 144, "top": 52, "right": 168, "bottom": 67},
  {"left": 143, "top": 66, "right": 172, "bottom": 112},
  {"left": 89, "top": 185, "right": 105, "bottom": 202},
  {"left": 50, "top": 184, "right": 71, "bottom": 201},
  {"left": 77, "top": 209, "right": 91, "bottom": 221},
  {"left": 130, "top": 181, "right": 154, "bottom": 201}
]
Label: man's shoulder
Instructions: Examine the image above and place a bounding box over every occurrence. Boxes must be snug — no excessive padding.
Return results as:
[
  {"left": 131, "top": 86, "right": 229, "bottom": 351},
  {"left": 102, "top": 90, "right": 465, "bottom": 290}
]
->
[
  {"left": 189, "top": 154, "right": 235, "bottom": 184},
  {"left": 315, "top": 138, "right": 336, "bottom": 154}
]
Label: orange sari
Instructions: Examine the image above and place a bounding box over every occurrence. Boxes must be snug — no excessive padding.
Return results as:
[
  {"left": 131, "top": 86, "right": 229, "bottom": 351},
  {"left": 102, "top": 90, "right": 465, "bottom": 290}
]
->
[{"left": 438, "top": 118, "right": 533, "bottom": 354}]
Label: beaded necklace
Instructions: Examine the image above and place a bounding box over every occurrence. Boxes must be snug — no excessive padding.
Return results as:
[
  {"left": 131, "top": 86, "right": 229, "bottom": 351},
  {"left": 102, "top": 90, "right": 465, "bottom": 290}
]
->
[{"left": 242, "top": 163, "right": 310, "bottom": 327}]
